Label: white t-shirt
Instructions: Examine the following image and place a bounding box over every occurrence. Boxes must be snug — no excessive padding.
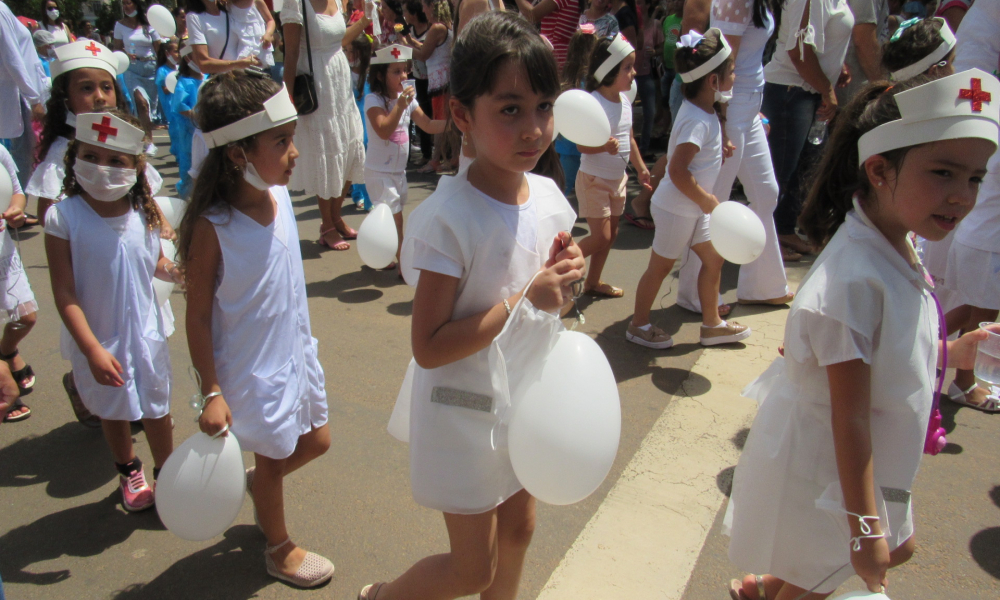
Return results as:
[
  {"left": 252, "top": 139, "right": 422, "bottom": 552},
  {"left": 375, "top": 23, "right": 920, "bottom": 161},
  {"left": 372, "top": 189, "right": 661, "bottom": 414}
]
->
[
  {"left": 364, "top": 93, "right": 418, "bottom": 173},
  {"left": 579, "top": 91, "right": 632, "bottom": 180},
  {"left": 186, "top": 10, "right": 239, "bottom": 61},
  {"left": 763, "top": 0, "right": 854, "bottom": 94},
  {"left": 45, "top": 205, "right": 133, "bottom": 238},
  {"left": 113, "top": 22, "right": 161, "bottom": 61},
  {"left": 652, "top": 100, "right": 722, "bottom": 217},
  {"left": 954, "top": 0, "right": 1000, "bottom": 72},
  {"left": 712, "top": 1, "right": 774, "bottom": 96}
]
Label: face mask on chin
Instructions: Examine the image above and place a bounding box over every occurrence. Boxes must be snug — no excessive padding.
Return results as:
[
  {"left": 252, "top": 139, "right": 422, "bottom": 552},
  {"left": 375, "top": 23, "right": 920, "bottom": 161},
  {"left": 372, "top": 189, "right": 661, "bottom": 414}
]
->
[
  {"left": 74, "top": 160, "right": 138, "bottom": 202},
  {"left": 125, "top": 9, "right": 138, "bottom": 17},
  {"left": 240, "top": 149, "right": 271, "bottom": 191},
  {"left": 715, "top": 89, "right": 733, "bottom": 104}
]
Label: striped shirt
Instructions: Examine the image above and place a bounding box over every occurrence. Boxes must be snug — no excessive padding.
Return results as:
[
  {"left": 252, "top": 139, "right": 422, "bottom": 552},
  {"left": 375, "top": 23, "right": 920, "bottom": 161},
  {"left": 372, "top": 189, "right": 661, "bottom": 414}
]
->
[{"left": 540, "top": 0, "right": 580, "bottom": 67}]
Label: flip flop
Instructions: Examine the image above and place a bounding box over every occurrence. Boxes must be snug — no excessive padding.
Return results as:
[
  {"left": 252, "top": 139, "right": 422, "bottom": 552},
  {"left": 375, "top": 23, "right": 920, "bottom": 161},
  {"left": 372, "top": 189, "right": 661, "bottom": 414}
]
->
[
  {"left": 949, "top": 383, "right": 1000, "bottom": 413},
  {"left": 3, "top": 398, "right": 30, "bottom": 422},
  {"left": 585, "top": 282, "right": 624, "bottom": 298},
  {"left": 623, "top": 213, "right": 655, "bottom": 230}
]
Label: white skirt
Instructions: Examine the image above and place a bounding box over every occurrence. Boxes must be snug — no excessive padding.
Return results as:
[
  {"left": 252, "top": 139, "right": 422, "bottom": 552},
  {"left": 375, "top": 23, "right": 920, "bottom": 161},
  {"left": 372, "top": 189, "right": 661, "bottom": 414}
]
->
[
  {"left": 0, "top": 229, "right": 37, "bottom": 323},
  {"left": 946, "top": 239, "right": 1000, "bottom": 310}
]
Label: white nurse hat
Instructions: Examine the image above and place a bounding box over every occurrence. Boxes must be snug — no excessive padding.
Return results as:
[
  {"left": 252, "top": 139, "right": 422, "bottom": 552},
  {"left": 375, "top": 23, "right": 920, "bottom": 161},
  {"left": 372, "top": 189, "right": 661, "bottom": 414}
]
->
[
  {"left": 50, "top": 39, "right": 126, "bottom": 79},
  {"left": 76, "top": 112, "right": 146, "bottom": 155},
  {"left": 594, "top": 33, "right": 635, "bottom": 82},
  {"left": 202, "top": 85, "right": 298, "bottom": 148},
  {"left": 371, "top": 44, "right": 412, "bottom": 64},
  {"left": 889, "top": 18, "right": 956, "bottom": 82}
]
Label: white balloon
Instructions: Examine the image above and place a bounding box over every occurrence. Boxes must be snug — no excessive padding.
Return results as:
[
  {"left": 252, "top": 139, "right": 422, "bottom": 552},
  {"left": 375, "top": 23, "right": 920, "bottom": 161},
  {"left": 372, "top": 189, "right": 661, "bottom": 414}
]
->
[
  {"left": 147, "top": 5, "right": 176, "bottom": 38},
  {"left": 165, "top": 70, "right": 178, "bottom": 93},
  {"left": 709, "top": 201, "right": 767, "bottom": 265},
  {"left": 153, "top": 239, "right": 177, "bottom": 306},
  {"left": 113, "top": 51, "right": 131, "bottom": 76},
  {"left": 156, "top": 432, "right": 246, "bottom": 541},
  {"left": 0, "top": 164, "right": 12, "bottom": 215},
  {"left": 508, "top": 331, "right": 621, "bottom": 505},
  {"left": 624, "top": 79, "right": 637, "bottom": 104},
  {"left": 553, "top": 89, "right": 612, "bottom": 147},
  {"left": 357, "top": 203, "right": 398, "bottom": 269},
  {"left": 830, "top": 593, "right": 890, "bottom": 600},
  {"left": 155, "top": 195, "right": 187, "bottom": 228}
]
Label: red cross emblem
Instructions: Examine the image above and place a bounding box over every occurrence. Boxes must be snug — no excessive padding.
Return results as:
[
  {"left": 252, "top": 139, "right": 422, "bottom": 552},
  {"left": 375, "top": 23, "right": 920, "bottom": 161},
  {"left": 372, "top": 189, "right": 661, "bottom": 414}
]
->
[
  {"left": 91, "top": 116, "right": 118, "bottom": 143},
  {"left": 84, "top": 41, "right": 101, "bottom": 56},
  {"left": 390, "top": 46, "right": 401, "bottom": 59},
  {"left": 959, "top": 78, "right": 992, "bottom": 113}
]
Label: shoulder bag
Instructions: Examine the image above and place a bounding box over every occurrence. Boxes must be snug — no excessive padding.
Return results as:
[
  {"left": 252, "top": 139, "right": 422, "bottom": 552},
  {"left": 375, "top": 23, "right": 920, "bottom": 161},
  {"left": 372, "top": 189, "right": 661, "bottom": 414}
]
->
[{"left": 292, "top": 0, "right": 320, "bottom": 115}]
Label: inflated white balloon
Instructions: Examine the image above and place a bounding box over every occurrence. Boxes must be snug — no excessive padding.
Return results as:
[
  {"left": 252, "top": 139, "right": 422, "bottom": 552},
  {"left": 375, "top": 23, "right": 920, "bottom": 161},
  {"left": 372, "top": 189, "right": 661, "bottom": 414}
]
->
[
  {"left": 553, "top": 89, "right": 612, "bottom": 147},
  {"left": 153, "top": 239, "right": 176, "bottom": 306},
  {"left": 624, "top": 79, "right": 637, "bottom": 103},
  {"left": 830, "top": 592, "right": 890, "bottom": 600},
  {"left": 508, "top": 331, "right": 621, "bottom": 505},
  {"left": 165, "top": 70, "right": 178, "bottom": 93},
  {"left": 147, "top": 5, "right": 176, "bottom": 38},
  {"left": 357, "top": 203, "right": 398, "bottom": 269},
  {"left": 0, "top": 165, "right": 12, "bottom": 215},
  {"left": 156, "top": 432, "right": 246, "bottom": 541},
  {"left": 113, "top": 51, "right": 130, "bottom": 75},
  {"left": 155, "top": 196, "right": 187, "bottom": 228},
  {"left": 709, "top": 201, "right": 767, "bottom": 265}
]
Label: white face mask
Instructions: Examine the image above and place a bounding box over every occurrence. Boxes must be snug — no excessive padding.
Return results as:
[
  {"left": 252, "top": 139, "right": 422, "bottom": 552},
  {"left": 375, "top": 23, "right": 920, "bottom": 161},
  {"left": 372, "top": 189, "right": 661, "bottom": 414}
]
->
[
  {"left": 189, "top": 59, "right": 202, "bottom": 75},
  {"left": 167, "top": 55, "right": 178, "bottom": 66},
  {"left": 74, "top": 160, "right": 137, "bottom": 202},
  {"left": 240, "top": 150, "right": 271, "bottom": 191},
  {"left": 715, "top": 89, "right": 733, "bottom": 104},
  {"left": 47, "top": 8, "right": 60, "bottom": 20},
  {"left": 65, "top": 110, "right": 77, "bottom": 127},
  {"left": 125, "top": 9, "right": 138, "bottom": 17}
]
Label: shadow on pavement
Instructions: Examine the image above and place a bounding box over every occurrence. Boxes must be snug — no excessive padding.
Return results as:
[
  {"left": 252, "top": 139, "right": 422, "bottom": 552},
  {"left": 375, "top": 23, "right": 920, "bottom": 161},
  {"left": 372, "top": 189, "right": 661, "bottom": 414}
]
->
[
  {"left": 0, "top": 491, "right": 165, "bottom": 586},
  {"left": 969, "top": 485, "right": 1000, "bottom": 580},
  {"left": 111, "top": 525, "right": 276, "bottom": 600},
  {"left": 306, "top": 271, "right": 390, "bottom": 302},
  {"left": 0, "top": 422, "right": 117, "bottom": 498}
]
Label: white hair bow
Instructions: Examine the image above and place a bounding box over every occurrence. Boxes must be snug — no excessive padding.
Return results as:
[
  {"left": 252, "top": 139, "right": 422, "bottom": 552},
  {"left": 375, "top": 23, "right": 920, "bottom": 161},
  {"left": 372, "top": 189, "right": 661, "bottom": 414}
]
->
[{"left": 676, "top": 31, "right": 704, "bottom": 49}]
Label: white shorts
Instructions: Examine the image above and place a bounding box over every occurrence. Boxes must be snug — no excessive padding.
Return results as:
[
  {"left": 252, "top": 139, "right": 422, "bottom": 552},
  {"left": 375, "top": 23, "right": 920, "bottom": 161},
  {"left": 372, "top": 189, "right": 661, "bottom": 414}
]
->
[
  {"left": 946, "top": 239, "right": 1000, "bottom": 310},
  {"left": 365, "top": 168, "right": 408, "bottom": 214},
  {"left": 651, "top": 205, "right": 711, "bottom": 260}
]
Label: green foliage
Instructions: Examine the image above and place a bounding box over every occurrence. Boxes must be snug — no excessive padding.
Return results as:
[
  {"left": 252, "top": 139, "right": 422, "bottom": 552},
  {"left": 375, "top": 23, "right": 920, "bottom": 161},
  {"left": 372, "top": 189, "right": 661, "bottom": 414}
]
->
[{"left": 95, "top": 0, "right": 121, "bottom": 36}]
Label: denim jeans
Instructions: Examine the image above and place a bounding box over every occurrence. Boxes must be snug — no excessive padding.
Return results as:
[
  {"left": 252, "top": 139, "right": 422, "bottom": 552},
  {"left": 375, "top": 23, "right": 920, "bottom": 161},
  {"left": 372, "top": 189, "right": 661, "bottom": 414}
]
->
[
  {"left": 635, "top": 73, "right": 658, "bottom": 152},
  {"left": 760, "top": 82, "right": 821, "bottom": 236}
]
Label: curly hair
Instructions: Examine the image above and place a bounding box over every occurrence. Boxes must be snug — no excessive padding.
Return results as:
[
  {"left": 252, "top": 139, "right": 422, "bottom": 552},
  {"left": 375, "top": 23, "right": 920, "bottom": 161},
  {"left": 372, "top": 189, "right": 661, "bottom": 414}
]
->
[
  {"left": 424, "top": 0, "right": 452, "bottom": 29},
  {"left": 38, "top": 71, "right": 128, "bottom": 167},
  {"left": 62, "top": 110, "right": 161, "bottom": 232}
]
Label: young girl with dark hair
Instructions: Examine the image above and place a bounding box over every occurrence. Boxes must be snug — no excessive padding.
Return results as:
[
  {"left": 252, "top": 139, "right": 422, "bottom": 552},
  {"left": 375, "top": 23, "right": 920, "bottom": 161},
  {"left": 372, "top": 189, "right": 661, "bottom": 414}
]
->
[
  {"left": 363, "top": 12, "right": 585, "bottom": 600},
  {"left": 115, "top": 0, "right": 163, "bottom": 131},
  {"left": 155, "top": 40, "right": 179, "bottom": 142},
  {"left": 40, "top": 0, "right": 74, "bottom": 46},
  {"left": 555, "top": 26, "right": 598, "bottom": 196},
  {"left": 46, "top": 110, "right": 179, "bottom": 513},
  {"left": 576, "top": 33, "right": 650, "bottom": 300},
  {"left": 882, "top": 17, "right": 956, "bottom": 82},
  {"left": 179, "top": 70, "right": 333, "bottom": 587},
  {"left": 171, "top": 43, "right": 205, "bottom": 198},
  {"left": 727, "top": 71, "right": 999, "bottom": 600}
]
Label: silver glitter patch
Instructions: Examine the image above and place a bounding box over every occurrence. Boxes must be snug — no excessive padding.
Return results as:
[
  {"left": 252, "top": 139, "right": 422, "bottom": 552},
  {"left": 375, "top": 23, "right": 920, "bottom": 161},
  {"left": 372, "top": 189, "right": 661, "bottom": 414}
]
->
[
  {"left": 881, "top": 487, "right": 911, "bottom": 504},
  {"left": 431, "top": 387, "right": 493, "bottom": 412}
]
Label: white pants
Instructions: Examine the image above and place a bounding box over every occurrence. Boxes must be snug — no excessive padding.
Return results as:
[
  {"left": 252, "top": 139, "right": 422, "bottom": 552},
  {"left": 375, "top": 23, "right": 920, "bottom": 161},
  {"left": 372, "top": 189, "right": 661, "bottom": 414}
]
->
[{"left": 677, "top": 92, "right": 788, "bottom": 311}]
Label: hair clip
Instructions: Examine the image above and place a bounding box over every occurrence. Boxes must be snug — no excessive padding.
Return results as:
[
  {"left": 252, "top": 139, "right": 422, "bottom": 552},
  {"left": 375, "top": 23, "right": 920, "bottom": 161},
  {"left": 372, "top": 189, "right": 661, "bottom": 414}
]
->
[
  {"left": 578, "top": 23, "right": 595, "bottom": 34},
  {"left": 244, "top": 65, "right": 269, "bottom": 79},
  {"left": 890, "top": 17, "right": 921, "bottom": 42}
]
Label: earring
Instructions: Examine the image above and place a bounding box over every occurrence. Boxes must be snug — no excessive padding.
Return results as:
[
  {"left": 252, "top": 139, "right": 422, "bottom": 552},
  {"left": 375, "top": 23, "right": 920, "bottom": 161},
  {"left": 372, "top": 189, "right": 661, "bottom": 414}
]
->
[{"left": 877, "top": 182, "right": 883, "bottom": 186}]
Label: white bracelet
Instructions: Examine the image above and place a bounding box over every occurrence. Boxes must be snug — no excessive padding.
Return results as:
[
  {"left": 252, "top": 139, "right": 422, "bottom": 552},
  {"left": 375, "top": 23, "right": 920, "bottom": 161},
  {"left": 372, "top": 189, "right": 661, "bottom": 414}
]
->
[
  {"left": 845, "top": 512, "right": 881, "bottom": 535},
  {"left": 845, "top": 512, "right": 883, "bottom": 551},
  {"left": 850, "top": 532, "right": 886, "bottom": 551},
  {"left": 502, "top": 298, "right": 512, "bottom": 315}
]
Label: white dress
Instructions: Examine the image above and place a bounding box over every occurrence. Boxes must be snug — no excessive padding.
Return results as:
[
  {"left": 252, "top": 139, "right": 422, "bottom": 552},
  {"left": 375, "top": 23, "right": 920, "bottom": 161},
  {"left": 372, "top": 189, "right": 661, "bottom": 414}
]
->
[
  {"left": 0, "top": 146, "right": 37, "bottom": 322},
  {"left": 394, "top": 171, "right": 577, "bottom": 514},
  {"left": 726, "top": 201, "right": 937, "bottom": 593},
  {"left": 25, "top": 136, "right": 164, "bottom": 201},
  {"left": 282, "top": 0, "right": 365, "bottom": 197},
  {"left": 205, "top": 186, "right": 328, "bottom": 459},
  {"left": 46, "top": 197, "right": 172, "bottom": 421},
  {"left": 229, "top": 2, "right": 275, "bottom": 67}
]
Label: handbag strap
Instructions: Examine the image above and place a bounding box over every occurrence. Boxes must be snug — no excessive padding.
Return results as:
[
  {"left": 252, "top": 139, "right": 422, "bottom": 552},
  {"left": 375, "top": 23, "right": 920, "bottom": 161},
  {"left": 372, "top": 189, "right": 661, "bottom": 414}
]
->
[
  {"left": 219, "top": 7, "right": 231, "bottom": 60},
  {"left": 300, "top": 0, "right": 315, "bottom": 76},
  {"left": 931, "top": 291, "right": 947, "bottom": 414}
]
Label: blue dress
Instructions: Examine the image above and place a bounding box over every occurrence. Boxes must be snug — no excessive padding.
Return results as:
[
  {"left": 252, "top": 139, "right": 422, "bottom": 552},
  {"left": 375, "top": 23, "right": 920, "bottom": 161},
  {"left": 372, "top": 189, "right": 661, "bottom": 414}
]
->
[
  {"left": 170, "top": 75, "right": 201, "bottom": 198},
  {"left": 155, "top": 65, "right": 177, "bottom": 149},
  {"left": 352, "top": 78, "right": 371, "bottom": 210}
]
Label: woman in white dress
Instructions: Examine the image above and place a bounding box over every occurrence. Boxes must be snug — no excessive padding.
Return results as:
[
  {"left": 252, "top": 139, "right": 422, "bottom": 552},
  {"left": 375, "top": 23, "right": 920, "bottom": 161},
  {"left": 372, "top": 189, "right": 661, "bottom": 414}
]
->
[
  {"left": 229, "top": 0, "right": 276, "bottom": 69},
  {"left": 114, "top": 0, "right": 162, "bottom": 130},
  {"left": 40, "top": 0, "right": 73, "bottom": 47},
  {"left": 283, "top": 0, "right": 369, "bottom": 251},
  {"left": 726, "top": 73, "right": 998, "bottom": 600},
  {"left": 184, "top": 0, "right": 257, "bottom": 74}
]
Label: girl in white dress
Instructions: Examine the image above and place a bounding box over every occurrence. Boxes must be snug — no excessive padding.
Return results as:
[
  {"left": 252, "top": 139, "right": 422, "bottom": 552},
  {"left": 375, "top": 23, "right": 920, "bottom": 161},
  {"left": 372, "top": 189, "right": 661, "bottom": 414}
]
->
[
  {"left": 45, "top": 111, "right": 179, "bottom": 514},
  {"left": 359, "top": 12, "right": 585, "bottom": 600},
  {"left": 726, "top": 71, "right": 999, "bottom": 600},
  {"left": 178, "top": 71, "right": 333, "bottom": 588}
]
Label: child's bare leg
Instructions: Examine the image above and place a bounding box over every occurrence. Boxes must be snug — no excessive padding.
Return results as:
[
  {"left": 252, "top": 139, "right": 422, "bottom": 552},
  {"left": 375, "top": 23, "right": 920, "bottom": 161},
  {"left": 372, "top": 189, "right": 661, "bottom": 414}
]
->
[
  {"left": 631, "top": 252, "right": 676, "bottom": 327},
  {"left": 278, "top": 424, "right": 330, "bottom": 477},
  {"left": 373, "top": 508, "right": 502, "bottom": 599},
  {"left": 101, "top": 419, "right": 136, "bottom": 464},
  {"left": 394, "top": 212, "right": 404, "bottom": 262},
  {"left": 140, "top": 414, "right": 173, "bottom": 469},
  {"left": 482, "top": 490, "right": 536, "bottom": 600},
  {"left": 691, "top": 241, "right": 725, "bottom": 327},
  {"left": 254, "top": 452, "right": 309, "bottom": 575},
  {"left": 580, "top": 216, "right": 620, "bottom": 291},
  {"left": 1, "top": 311, "right": 36, "bottom": 376}
]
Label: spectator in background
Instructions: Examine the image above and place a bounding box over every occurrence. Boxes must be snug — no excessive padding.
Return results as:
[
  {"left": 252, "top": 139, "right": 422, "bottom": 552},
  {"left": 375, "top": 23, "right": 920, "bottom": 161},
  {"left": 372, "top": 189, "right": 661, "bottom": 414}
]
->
[
  {"left": 514, "top": 0, "right": 585, "bottom": 67},
  {"left": 40, "top": 0, "right": 74, "bottom": 46},
  {"left": 579, "top": 0, "right": 620, "bottom": 37},
  {"left": 612, "top": 0, "right": 640, "bottom": 48},
  {"left": 114, "top": 0, "right": 163, "bottom": 131},
  {"left": 0, "top": 0, "right": 47, "bottom": 190},
  {"left": 173, "top": 5, "right": 188, "bottom": 40},
  {"left": 33, "top": 29, "right": 56, "bottom": 77},
  {"left": 936, "top": 0, "right": 972, "bottom": 32},
  {"left": 635, "top": 0, "right": 662, "bottom": 159},
  {"left": 76, "top": 20, "right": 96, "bottom": 40},
  {"left": 403, "top": 0, "right": 434, "bottom": 165},
  {"left": 836, "top": 0, "right": 889, "bottom": 104}
]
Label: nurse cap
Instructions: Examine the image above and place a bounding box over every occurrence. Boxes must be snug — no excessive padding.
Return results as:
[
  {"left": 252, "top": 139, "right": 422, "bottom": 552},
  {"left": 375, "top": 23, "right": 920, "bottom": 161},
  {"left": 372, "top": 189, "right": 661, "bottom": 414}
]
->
[
  {"left": 676, "top": 29, "right": 731, "bottom": 83},
  {"left": 203, "top": 85, "right": 298, "bottom": 148},
  {"left": 50, "top": 39, "right": 126, "bottom": 79},
  {"left": 858, "top": 69, "right": 1000, "bottom": 163},
  {"left": 889, "top": 18, "right": 956, "bottom": 82},
  {"left": 594, "top": 33, "right": 635, "bottom": 82},
  {"left": 76, "top": 112, "right": 146, "bottom": 155},
  {"left": 371, "top": 44, "right": 412, "bottom": 64}
]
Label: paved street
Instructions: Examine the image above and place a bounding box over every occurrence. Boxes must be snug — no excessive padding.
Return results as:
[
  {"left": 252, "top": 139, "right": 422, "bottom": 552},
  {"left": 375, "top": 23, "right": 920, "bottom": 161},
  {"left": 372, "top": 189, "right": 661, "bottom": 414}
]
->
[{"left": 1, "top": 132, "right": 997, "bottom": 599}]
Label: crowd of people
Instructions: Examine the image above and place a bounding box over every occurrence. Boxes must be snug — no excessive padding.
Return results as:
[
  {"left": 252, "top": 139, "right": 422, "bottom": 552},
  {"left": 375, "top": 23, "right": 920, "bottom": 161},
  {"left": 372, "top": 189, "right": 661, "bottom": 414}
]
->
[{"left": 0, "top": 0, "right": 999, "bottom": 598}]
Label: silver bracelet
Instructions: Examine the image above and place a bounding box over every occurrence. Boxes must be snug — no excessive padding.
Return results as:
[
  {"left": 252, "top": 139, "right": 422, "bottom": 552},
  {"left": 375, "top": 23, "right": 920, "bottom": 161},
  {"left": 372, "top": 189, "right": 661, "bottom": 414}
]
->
[{"left": 502, "top": 298, "right": 512, "bottom": 315}]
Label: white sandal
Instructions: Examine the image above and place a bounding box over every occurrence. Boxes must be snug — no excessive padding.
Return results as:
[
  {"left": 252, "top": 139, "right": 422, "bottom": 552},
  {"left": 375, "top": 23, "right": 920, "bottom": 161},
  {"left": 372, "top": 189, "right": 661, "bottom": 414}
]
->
[
  {"left": 245, "top": 467, "right": 263, "bottom": 532},
  {"left": 728, "top": 575, "right": 767, "bottom": 600},
  {"left": 358, "top": 582, "right": 386, "bottom": 600},
  {"left": 949, "top": 383, "right": 1000, "bottom": 413},
  {"left": 264, "top": 538, "right": 335, "bottom": 587}
]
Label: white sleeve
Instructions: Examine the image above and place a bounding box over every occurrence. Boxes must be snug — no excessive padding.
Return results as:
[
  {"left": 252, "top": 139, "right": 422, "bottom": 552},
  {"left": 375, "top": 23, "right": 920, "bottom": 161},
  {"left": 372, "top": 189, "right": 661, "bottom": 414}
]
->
[
  {"left": 782, "top": 0, "right": 826, "bottom": 55},
  {"left": 0, "top": 7, "right": 45, "bottom": 104},
  {"left": 409, "top": 205, "right": 467, "bottom": 278},
  {"left": 282, "top": 0, "right": 303, "bottom": 26},
  {"left": 113, "top": 22, "right": 126, "bottom": 40},
  {"left": 44, "top": 204, "right": 70, "bottom": 240},
  {"left": 673, "top": 114, "right": 710, "bottom": 150},
  {"left": 789, "top": 308, "right": 874, "bottom": 366},
  {"left": 411, "top": 239, "right": 464, "bottom": 278},
  {"left": 186, "top": 13, "right": 207, "bottom": 46},
  {"left": 0, "top": 146, "right": 22, "bottom": 196},
  {"left": 712, "top": 0, "right": 753, "bottom": 35},
  {"left": 149, "top": 26, "right": 162, "bottom": 42}
]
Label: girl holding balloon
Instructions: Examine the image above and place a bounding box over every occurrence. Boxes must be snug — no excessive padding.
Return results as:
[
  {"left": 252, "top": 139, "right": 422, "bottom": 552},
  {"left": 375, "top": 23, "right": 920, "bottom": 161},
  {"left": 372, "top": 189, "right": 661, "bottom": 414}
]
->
[
  {"left": 627, "top": 29, "right": 751, "bottom": 349},
  {"left": 178, "top": 71, "right": 334, "bottom": 588},
  {"left": 364, "top": 12, "right": 585, "bottom": 600},
  {"left": 45, "top": 110, "right": 180, "bottom": 514},
  {"left": 726, "top": 72, "right": 998, "bottom": 599},
  {"left": 575, "top": 32, "right": 651, "bottom": 300}
]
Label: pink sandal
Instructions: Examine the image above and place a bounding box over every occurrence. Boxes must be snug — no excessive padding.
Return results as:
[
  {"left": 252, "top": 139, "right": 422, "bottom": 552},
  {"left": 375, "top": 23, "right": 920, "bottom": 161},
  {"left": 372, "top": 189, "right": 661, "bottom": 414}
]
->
[{"left": 317, "top": 228, "right": 350, "bottom": 251}]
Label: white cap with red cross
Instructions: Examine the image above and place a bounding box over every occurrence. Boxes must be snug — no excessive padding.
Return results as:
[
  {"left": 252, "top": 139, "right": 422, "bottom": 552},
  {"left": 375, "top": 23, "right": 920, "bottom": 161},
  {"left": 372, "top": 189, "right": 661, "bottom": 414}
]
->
[
  {"left": 50, "top": 39, "right": 127, "bottom": 80},
  {"left": 371, "top": 44, "right": 412, "bottom": 65},
  {"left": 75, "top": 112, "right": 146, "bottom": 155}
]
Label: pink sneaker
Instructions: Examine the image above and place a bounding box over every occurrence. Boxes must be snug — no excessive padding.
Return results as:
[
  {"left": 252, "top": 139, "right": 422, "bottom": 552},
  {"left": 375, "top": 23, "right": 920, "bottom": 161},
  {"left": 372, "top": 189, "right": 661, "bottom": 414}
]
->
[{"left": 120, "top": 468, "right": 155, "bottom": 512}]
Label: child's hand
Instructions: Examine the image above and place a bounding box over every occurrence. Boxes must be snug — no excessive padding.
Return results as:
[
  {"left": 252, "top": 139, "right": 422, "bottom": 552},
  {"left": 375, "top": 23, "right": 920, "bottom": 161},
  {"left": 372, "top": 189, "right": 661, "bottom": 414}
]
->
[
  {"left": 851, "top": 535, "right": 890, "bottom": 593},
  {"left": 199, "top": 395, "right": 232, "bottom": 437},
  {"left": 262, "top": 32, "right": 274, "bottom": 49},
  {"left": 604, "top": 137, "right": 620, "bottom": 155},
  {"left": 2, "top": 205, "right": 25, "bottom": 229},
  {"left": 86, "top": 347, "right": 125, "bottom": 387},
  {"left": 949, "top": 327, "right": 992, "bottom": 370},
  {"left": 397, "top": 87, "right": 415, "bottom": 109},
  {"left": 722, "top": 138, "right": 736, "bottom": 161},
  {"left": 530, "top": 234, "right": 585, "bottom": 312},
  {"left": 160, "top": 221, "right": 177, "bottom": 241},
  {"left": 545, "top": 231, "right": 580, "bottom": 268},
  {"left": 638, "top": 166, "right": 652, "bottom": 191}
]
